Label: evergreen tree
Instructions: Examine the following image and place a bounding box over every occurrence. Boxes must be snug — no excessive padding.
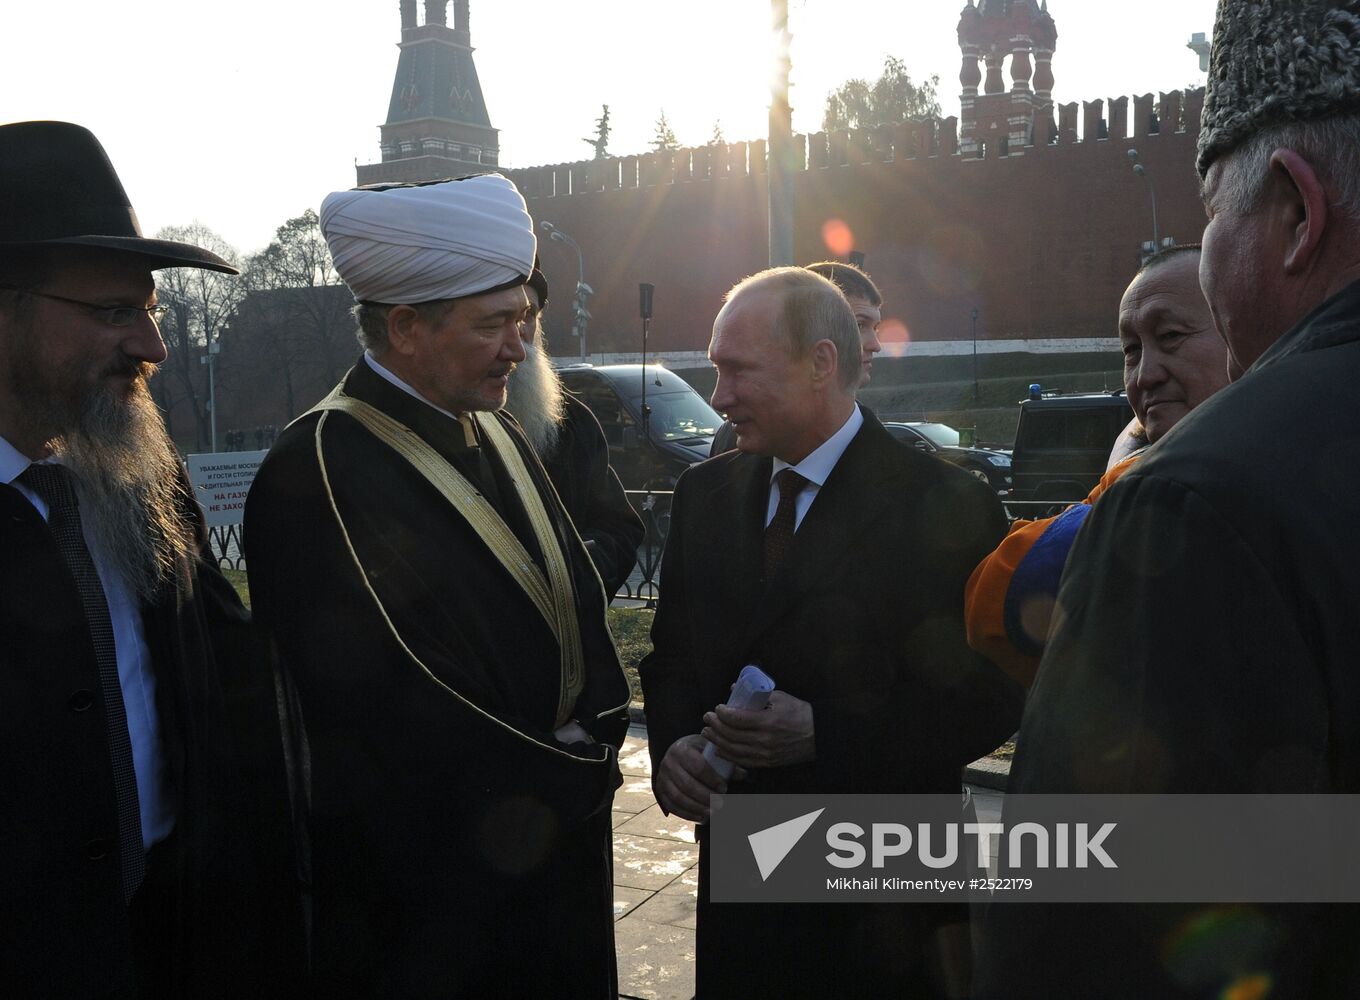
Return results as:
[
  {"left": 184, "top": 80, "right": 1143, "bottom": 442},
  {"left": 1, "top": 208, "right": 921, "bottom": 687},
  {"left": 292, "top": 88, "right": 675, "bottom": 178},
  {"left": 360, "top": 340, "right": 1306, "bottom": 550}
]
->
[
  {"left": 582, "top": 104, "right": 611, "bottom": 160},
  {"left": 653, "top": 110, "right": 679, "bottom": 151},
  {"left": 709, "top": 120, "right": 726, "bottom": 146}
]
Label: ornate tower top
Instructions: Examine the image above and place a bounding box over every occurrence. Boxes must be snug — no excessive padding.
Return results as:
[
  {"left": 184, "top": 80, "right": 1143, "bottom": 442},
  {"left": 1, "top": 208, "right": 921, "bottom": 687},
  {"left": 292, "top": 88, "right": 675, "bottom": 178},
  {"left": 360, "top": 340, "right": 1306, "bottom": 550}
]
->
[
  {"left": 356, "top": 1, "right": 499, "bottom": 186},
  {"left": 957, "top": 0, "right": 1058, "bottom": 157}
]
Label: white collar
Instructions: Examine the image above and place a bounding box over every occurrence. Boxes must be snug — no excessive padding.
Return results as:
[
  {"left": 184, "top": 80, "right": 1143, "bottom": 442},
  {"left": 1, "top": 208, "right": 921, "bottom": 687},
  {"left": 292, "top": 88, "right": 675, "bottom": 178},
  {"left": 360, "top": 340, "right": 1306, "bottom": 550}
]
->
[
  {"left": 364, "top": 350, "right": 466, "bottom": 423},
  {"left": 771, "top": 404, "right": 864, "bottom": 487},
  {"left": 0, "top": 434, "right": 57, "bottom": 486}
]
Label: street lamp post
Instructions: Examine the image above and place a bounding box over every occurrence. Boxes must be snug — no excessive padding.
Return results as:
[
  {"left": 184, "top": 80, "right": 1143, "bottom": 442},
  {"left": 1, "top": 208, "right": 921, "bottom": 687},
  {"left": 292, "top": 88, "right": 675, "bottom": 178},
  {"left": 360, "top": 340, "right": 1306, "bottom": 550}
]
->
[
  {"left": 200, "top": 336, "right": 220, "bottom": 452},
  {"left": 540, "top": 221, "right": 592, "bottom": 359},
  {"left": 1127, "top": 148, "right": 1160, "bottom": 250},
  {"left": 768, "top": 0, "right": 795, "bottom": 266}
]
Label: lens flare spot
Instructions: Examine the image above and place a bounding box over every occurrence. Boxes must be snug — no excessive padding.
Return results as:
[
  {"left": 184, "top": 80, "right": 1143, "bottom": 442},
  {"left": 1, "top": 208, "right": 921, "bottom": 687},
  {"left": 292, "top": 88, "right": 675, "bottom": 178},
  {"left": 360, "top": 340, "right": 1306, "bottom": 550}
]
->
[
  {"left": 821, "top": 219, "right": 854, "bottom": 257},
  {"left": 1161, "top": 906, "right": 1280, "bottom": 993},
  {"left": 1221, "top": 973, "right": 1272, "bottom": 1000},
  {"left": 877, "top": 318, "right": 911, "bottom": 356}
]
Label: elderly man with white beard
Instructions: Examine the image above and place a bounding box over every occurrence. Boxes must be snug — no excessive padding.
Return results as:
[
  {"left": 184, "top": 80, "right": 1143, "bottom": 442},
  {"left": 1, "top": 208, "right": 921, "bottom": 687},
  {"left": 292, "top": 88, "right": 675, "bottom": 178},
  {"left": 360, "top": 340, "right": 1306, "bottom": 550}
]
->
[
  {"left": 0, "top": 121, "right": 302, "bottom": 998},
  {"left": 506, "top": 264, "right": 643, "bottom": 597}
]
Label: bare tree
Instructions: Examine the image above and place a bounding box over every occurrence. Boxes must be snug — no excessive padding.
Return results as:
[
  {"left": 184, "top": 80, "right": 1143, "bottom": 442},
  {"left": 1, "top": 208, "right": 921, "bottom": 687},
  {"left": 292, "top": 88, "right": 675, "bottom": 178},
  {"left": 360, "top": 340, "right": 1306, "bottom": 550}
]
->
[
  {"left": 232, "top": 261, "right": 310, "bottom": 423},
  {"left": 154, "top": 223, "right": 241, "bottom": 450},
  {"left": 230, "top": 210, "right": 353, "bottom": 423},
  {"left": 254, "top": 210, "right": 351, "bottom": 389}
]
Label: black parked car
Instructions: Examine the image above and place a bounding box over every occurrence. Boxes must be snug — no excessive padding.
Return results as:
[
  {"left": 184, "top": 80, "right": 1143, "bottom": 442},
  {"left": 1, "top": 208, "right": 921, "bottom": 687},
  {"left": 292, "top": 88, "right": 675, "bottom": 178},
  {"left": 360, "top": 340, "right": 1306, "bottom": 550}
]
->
[
  {"left": 1008, "top": 389, "right": 1133, "bottom": 502},
  {"left": 556, "top": 364, "right": 721, "bottom": 491},
  {"left": 884, "top": 421, "right": 1013, "bottom": 493}
]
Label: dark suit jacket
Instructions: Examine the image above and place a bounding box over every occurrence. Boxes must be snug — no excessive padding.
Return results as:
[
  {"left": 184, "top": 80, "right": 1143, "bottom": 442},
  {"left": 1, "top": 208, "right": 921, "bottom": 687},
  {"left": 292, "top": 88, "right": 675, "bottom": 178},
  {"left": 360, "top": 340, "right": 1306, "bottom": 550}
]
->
[
  {"left": 0, "top": 466, "right": 303, "bottom": 998},
  {"left": 541, "top": 394, "right": 643, "bottom": 598},
  {"left": 973, "top": 278, "right": 1360, "bottom": 1000},
  {"left": 640, "top": 410, "right": 1022, "bottom": 998}
]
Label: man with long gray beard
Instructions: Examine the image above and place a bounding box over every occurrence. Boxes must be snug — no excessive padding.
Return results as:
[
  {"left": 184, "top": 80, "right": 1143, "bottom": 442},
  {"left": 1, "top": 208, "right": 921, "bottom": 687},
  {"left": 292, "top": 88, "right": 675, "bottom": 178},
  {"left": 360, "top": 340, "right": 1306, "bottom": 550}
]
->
[
  {"left": 0, "top": 121, "right": 301, "bottom": 997},
  {"left": 506, "top": 265, "right": 643, "bottom": 597}
]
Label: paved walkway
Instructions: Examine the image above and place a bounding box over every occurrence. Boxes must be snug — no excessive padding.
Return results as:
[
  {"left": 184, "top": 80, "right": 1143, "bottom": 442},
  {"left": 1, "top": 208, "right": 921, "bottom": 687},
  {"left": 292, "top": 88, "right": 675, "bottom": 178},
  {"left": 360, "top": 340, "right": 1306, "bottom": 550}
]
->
[
  {"left": 609, "top": 726, "right": 1007, "bottom": 1000},
  {"left": 612, "top": 727, "right": 698, "bottom": 1000}
]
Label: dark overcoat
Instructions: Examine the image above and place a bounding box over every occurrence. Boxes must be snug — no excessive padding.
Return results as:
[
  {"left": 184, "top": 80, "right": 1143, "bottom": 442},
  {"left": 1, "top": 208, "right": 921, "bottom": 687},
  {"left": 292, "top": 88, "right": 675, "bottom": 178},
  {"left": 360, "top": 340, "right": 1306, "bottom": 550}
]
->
[
  {"left": 245, "top": 360, "right": 631, "bottom": 998},
  {"left": 540, "top": 393, "right": 643, "bottom": 598},
  {"left": 0, "top": 465, "right": 303, "bottom": 997},
  {"left": 640, "top": 411, "right": 1023, "bottom": 998},
  {"left": 974, "top": 279, "right": 1360, "bottom": 998}
]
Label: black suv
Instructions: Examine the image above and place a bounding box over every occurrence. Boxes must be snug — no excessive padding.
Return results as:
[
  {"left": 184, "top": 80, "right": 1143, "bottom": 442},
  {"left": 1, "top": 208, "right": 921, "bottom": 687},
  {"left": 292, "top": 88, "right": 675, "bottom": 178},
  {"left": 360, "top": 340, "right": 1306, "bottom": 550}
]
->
[
  {"left": 1008, "top": 389, "right": 1133, "bottom": 502},
  {"left": 884, "top": 422, "right": 1012, "bottom": 493}
]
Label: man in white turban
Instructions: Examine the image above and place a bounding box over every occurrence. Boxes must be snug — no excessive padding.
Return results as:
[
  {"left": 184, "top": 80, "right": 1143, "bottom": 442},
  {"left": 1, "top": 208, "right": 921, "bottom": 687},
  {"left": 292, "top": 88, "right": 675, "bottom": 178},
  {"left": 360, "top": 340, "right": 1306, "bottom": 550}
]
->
[{"left": 245, "top": 174, "right": 630, "bottom": 998}]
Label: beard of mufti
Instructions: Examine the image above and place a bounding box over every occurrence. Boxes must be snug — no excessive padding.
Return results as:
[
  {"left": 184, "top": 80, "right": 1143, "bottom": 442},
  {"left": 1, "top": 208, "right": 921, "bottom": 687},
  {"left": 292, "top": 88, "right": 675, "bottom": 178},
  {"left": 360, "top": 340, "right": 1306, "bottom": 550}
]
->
[
  {"left": 505, "top": 330, "right": 567, "bottom": 457},
  {"left": 49, "top": 365, "right": 197, "bottom": 604}
]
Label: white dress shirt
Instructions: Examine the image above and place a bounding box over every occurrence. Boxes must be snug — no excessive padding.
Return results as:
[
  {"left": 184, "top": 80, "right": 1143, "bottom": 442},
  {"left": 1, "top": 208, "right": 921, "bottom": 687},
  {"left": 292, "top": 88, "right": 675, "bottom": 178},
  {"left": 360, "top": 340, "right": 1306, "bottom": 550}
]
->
[
  {"left": 365, "top": 350, "right": 463, "bottom": 420},
  {"left": 0, "top": 435, "right": 174, "bottom": 849},
  {"left": 765, "top": 404, "right": 865, "bottom": 530}
]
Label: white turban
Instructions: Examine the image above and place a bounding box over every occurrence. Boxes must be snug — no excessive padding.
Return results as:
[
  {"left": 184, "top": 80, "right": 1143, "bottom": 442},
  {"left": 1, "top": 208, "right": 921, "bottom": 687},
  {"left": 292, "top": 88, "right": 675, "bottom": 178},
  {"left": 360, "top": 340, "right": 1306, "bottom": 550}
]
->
[{"left": 319, "top": 174, "right": 537, "bottom": 304}]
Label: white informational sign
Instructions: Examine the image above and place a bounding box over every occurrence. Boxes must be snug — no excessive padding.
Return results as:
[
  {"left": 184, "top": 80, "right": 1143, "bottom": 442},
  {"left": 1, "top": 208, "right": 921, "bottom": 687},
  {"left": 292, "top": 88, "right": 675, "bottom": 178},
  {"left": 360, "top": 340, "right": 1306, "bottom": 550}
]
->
[{"left": 186, "top": 450, "right": 268, "bottom": 527}]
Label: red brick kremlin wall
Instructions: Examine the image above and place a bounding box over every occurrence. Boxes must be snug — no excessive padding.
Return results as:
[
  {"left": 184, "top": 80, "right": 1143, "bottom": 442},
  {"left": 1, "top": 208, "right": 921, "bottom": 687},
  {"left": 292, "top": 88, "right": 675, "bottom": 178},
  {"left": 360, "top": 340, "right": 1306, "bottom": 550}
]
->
[{"left": 507, "top": 89, "right": 1207, "bottom": 360}]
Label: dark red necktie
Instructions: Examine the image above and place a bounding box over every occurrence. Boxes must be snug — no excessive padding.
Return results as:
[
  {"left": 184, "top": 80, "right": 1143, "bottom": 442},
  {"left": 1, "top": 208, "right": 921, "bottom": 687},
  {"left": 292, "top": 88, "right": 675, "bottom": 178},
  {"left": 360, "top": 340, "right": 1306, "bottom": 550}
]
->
[{"left": 763, "top": 468, "right": 810, "bottom": 577}]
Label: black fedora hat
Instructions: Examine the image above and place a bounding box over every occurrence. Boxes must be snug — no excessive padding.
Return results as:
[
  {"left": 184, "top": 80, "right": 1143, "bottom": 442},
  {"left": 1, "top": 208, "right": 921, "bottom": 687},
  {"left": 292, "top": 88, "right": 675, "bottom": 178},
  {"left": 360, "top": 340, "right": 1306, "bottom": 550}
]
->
[
  {"left": 527, "top": 254, "right": 548, "bottom": 308},
  {"left": 0, "top": 120, "right": 238, "bottom": 274}
]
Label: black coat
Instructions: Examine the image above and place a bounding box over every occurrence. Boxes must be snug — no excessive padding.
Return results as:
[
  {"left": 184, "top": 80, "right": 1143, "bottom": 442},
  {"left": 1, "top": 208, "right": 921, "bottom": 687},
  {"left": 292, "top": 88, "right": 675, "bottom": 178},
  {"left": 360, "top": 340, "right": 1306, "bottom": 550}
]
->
[
  {"left": 974, "top": 279, "right": 1360, "bottom": 998},
  {"left": 640, "top": 410, "right": 1022, "bottom": 998},
  {"left": 540, "top": 394, "right": 643, "bottom": 598},
  {"left": 0, "top": 465, "right": 303, "bottom": 997},
  {"left": 245, "top": 361, "right": 631, "bottom": 998}
]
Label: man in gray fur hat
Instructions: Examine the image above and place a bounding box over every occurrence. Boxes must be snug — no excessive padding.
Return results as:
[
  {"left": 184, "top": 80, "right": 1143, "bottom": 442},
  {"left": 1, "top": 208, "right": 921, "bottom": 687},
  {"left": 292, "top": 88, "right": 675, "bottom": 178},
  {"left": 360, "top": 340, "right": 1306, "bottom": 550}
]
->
[{"left": 974, "top": 3, "right": 1360, "bottom": 997}]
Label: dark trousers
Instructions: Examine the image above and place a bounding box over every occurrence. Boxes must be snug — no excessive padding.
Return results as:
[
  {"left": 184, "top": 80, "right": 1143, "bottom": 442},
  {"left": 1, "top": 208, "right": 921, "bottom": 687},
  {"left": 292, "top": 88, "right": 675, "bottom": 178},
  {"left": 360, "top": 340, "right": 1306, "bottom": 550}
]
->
[{"left": 128, "top": 833, "right": 182, "bottom": 999}]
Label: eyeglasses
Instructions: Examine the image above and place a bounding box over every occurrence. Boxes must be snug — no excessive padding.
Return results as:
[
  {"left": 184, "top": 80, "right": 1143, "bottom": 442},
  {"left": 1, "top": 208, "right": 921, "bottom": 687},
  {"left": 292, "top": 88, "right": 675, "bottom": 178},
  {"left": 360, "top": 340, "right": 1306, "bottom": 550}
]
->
[{"left": 0, "top": 287, "right": 169, "bottom": 328}]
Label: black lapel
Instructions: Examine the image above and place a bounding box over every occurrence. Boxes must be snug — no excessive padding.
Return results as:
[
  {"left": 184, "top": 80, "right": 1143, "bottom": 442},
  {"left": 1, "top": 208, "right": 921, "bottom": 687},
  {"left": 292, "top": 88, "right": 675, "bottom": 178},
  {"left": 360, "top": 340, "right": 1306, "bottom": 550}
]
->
[
  {"left": 702, "top": 452, "right": 771, "bottom": 667},
  {"left": 740, "top": 414, "right": 906, "bottom": 651}
]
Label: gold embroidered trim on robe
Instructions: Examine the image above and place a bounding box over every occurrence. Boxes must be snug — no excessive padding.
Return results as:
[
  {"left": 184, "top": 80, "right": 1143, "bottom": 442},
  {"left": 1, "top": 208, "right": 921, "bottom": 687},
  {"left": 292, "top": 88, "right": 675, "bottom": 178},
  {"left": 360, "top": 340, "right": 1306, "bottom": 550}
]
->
[{"left": 307, "top": 386, "right": 585, "bottom": 728}]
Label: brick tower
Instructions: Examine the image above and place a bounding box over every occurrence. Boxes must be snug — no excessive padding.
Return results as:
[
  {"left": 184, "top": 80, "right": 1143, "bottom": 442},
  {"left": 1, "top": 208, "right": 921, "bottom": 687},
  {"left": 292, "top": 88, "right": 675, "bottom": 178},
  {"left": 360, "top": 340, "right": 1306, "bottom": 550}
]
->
[
  {"left": 356, "top": 0, "right": 499, "bottom": 185},
  {"left": 957, "top": 0, "right": 1058, "bottom": 157}
]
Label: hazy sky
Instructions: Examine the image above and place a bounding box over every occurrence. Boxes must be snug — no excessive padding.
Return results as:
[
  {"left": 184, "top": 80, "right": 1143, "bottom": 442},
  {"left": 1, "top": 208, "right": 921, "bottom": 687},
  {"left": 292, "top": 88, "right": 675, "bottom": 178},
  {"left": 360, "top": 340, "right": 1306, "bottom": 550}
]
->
[{"left": 2, "top": 0, "right": 1218, "bottom": 256}]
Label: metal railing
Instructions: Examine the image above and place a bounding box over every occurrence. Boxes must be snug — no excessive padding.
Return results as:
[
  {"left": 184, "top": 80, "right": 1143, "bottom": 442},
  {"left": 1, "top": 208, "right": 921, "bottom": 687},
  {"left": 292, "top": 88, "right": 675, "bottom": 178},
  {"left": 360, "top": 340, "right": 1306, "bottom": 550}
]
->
[
  {"left": 206, "top": 523, "right": 246, "bottom": 571},
  {"left": 616, "top": 490, "right": 672, "bottom": 607},
  {"left": 206, "top": 492, "right": 678, "bottom": 607},
  {"left": 207, "top": 490, "right": 1077, "bottom": 602}
]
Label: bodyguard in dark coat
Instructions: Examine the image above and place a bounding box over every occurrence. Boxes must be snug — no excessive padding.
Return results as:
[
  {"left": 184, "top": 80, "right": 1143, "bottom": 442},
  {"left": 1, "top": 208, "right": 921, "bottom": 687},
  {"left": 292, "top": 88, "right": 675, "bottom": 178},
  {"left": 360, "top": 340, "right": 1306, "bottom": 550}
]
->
[
  {"left": 641, "top": 268, "right": 1022, "bottom": 998},
  {"left": 0, "top": 121, "right": 302, "bottom": 997},
  {"left": 246, "top": 175, "right": 630, "bottom": 997},
  {"left": 542, "top": 393, "right": 644, "bottom": 595},
  {"left": 975, "top": 3, "right": 1360, "bottom": 996}
]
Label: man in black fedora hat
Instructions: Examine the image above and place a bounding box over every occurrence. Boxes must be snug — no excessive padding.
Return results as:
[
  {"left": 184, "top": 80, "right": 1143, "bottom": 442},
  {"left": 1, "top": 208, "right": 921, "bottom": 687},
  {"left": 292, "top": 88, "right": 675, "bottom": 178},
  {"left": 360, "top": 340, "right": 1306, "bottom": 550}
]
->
[
  {"left": 0, "top": 120, "right": 302, "bottom": 997},
  {"left": 505, "top": 262, "right": 643, "bottom": 597}
]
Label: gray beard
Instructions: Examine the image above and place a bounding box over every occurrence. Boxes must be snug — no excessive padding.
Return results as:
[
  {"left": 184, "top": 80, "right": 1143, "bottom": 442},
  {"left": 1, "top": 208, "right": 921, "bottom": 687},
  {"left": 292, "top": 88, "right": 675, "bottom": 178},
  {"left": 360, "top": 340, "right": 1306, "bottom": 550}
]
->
[
  {"left": 48, "top": 371, "right": 197, "bottom": 605},
  {"left": 505, "top": 336, "right": 567, "bottom": 458}
]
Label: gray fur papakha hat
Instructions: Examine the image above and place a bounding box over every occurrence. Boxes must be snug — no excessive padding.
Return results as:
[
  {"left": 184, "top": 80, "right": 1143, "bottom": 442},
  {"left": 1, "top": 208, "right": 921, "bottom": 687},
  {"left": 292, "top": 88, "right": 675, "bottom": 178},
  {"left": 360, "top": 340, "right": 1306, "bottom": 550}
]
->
[{"left": 1197, "top": 0, "right": 1360, "bottom": 178}]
